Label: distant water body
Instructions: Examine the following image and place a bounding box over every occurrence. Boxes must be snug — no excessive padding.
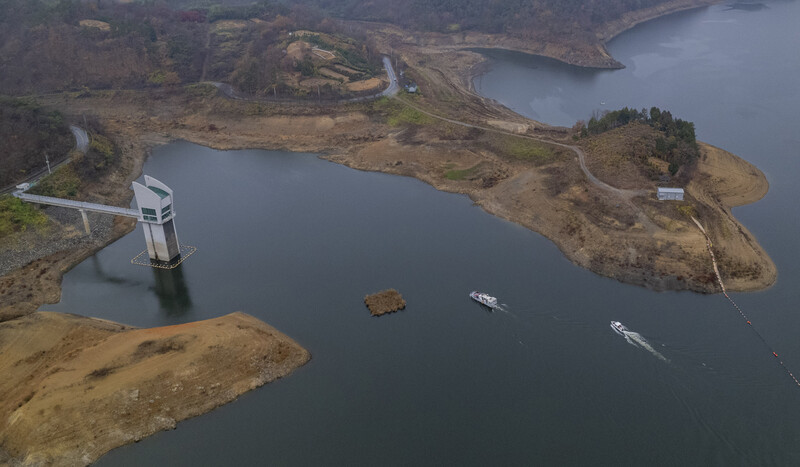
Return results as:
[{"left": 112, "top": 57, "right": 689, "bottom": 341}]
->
[{"left": 44, "top": 2, "right": 800, "bottom": 465}]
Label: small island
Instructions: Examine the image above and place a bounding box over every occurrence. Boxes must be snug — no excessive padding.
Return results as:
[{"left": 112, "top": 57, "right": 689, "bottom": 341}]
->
[{"left": 365, "top": 289, "right": 407, "bottom": 316}]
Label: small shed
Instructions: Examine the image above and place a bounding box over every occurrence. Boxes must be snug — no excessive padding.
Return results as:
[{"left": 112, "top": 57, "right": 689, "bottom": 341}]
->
[{"left": 657, "top": 187, "right": 684, "bottom": 201}]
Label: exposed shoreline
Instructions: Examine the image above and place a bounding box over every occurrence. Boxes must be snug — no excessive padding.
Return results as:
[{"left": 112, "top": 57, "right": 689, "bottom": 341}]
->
[
  {"left": 595, "top": 0, "right": 721, "bottom": 44},
  {"left": 368, "top": 0, "right": 722, "bottom": 70},
  {"left": 0, "top": 48, "right": 775, "bottom": 324},
  {"left": 0, "top": 2, "right": 775, "bottom": 461},
  {"left": 0, "top": 311, "right": 310, "bottom": 465}
]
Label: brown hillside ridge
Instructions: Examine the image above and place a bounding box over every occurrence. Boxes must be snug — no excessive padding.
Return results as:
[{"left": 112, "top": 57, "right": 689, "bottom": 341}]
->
[
  {"left": 11, "top": 37, "right": 772, "bottom": 295},
  {"left": 0, "top": 4, "right": 769, "bottom": 309},
  {"left": 686, "top": 142, "right": 774, "bottom": 291},
  {"left": 0, "top": 311, "right": 310, "bottom": 466},
  {"left": 0, "top": 25, "right": 772, "bottom": 323}
]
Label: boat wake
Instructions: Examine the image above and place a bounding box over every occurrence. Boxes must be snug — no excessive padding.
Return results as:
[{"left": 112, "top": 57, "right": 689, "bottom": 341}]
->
[{"left": 623, "top": 331, "right": 670, "bottom": 363}]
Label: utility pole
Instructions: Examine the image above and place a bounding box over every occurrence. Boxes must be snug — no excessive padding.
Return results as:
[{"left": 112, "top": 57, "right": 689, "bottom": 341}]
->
[
  {"left": 45, "top": 153, "right": 51, "bottom": 174},
  {"left": 79, "top": 209, "right": 90, "bottom": 235}
]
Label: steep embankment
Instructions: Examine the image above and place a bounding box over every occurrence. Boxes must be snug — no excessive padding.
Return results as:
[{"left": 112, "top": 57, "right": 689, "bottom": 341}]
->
[
  {"left": 0, "top": 311, "right": 310, "bottom": 466},
  {"left": 358, "top": 0, "right": 721, "bottom": 70},
  {"left": 686, "top": 142, "right": 774, "bottom": 291},
  {"left": 596, "top": 0, "right": 720, "bottom": 42},
  {"left": 366, "top": 22, "right": 623, "bottom": 69}
]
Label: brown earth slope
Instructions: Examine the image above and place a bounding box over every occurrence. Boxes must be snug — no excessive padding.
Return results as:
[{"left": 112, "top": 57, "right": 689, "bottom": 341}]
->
[
  {"left": 687, "top": 143, "right": 773, "bottom": 291},
  {"left": 0, "top": 311, "right": 309, "bottom": 466},
  {"left": 9, "top": 57, "right": 771, "bottom": 296}
]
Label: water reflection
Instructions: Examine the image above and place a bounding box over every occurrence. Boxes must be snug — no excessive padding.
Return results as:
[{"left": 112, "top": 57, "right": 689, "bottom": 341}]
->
[
  {"left": 725, "top": 2, "right": 769, "bottom": 12},
  {"left": 472, "top": 48, "right": 621, "bottom": 126},
  {"left": 90, "top": 256, "right": 140, "bottom": 286},
  {"left": 473, "top": 47, "right": 614, "bottom": 82},
  {"left": 150, "top": 266, "right": 192, "bottom": 316}
]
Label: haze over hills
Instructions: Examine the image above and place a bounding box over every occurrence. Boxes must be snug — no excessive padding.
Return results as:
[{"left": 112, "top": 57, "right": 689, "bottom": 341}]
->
[
  {"left": 168, "top": 0, "right": 692, "bottom": 37},
  {"left": 0, "top": 0, "right": 386, "bottom": 96},
  {"left": 296, "top": 0, "right": 684, "bottom": 38},
  {"left": 0, "top": 0, "right": 705, "bottom": 95},
  {"left": 0, "top": 0, "right": 711, "bottom": 194},
  {"left": 0, "top": 0, "right": 381, "bottom": 186}
]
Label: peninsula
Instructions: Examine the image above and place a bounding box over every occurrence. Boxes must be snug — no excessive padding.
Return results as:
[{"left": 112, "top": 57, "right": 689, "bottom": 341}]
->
[
  {"left": 0, "top": 312, "right": 309, "bottom": 465},
  {"left": 16, "top": 32, "right": 769, "bottom": 295}
]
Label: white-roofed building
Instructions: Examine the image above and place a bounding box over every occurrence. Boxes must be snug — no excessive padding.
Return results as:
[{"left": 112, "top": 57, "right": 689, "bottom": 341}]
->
[{"left": 657, "top": 187, "right": 685, "bottom": 201}]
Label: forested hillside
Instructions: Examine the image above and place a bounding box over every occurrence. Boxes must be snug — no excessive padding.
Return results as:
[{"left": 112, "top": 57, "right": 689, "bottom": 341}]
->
[
  {"left": 0, "top": 0, "right": 695, "bottom": 95},
  {"left": 296, "top": 0, "right": 687, "bottom": 39},
  {"left": 0, "top": 0, "right": 382, "bottom": 96},
  {"left": 578, "top": 107, "right": 700, "bottom": 183},
  {"left": 0, "top": 0, "right": 207, "bottom": 93},
  {"left": 0, "top": 97, "right": 72, "bottom": 188}
]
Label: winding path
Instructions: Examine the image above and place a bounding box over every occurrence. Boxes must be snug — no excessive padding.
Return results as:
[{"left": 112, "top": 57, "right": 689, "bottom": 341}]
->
[
  {"left": 70, "top": 125, "right": 89, "bottom": 153},
  {"left": 1, "top": 126, "right": 87, "bottom": 195},
  {"left": 393, "top": 95, "right": 644, "bottom": 199},
  {"left": 206, "top": 54, "right": 637, "bottom": 201},
  {"left": 379, "top": 56, "right": 399, "bottom": 97}
]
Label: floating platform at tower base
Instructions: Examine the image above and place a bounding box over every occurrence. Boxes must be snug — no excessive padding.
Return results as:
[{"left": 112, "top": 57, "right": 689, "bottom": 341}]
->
[{"left": 131, "top": 244, "right": 197, "bottom": 269}]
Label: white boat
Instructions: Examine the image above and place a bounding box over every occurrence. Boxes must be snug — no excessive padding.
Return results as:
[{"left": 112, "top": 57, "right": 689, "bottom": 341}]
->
[
  {"left": 470, "top": 291, "right": 498, "bottom": 309},
  {"left": 610, "top": 321, "right": 628, "bottom": 336}
]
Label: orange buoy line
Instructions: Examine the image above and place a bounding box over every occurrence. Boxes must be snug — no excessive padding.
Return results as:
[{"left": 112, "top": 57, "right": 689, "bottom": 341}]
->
[{"left": 692, "top": 217, "right": 800, "bottom": 388}]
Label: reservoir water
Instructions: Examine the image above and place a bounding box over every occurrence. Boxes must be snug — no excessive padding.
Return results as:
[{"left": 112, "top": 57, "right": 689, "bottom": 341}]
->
[{"left": 45, "top": 2, "right": 800, "bottom": 465}]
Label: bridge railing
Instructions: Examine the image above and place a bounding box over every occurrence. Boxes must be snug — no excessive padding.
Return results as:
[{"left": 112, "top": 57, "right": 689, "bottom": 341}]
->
[{"left": 13, "top": 191, "right": 140, "bottom": 219}]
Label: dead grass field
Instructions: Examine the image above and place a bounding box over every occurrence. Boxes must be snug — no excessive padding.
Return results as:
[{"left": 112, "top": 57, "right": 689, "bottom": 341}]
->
[
  {"left": 319, "top": 68, "right": 348, "bottom": 81},
  {"left": 0, "top": 312, "right": 309, "bottom": 465},
  {"left": 347, "top": 77, "right": 384, "bottom": 92}
]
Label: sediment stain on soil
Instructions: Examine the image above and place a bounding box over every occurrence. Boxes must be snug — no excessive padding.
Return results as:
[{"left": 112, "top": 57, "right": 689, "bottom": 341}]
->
[{"left": 0, "top": 311, "right": 309, "bottom": 466}]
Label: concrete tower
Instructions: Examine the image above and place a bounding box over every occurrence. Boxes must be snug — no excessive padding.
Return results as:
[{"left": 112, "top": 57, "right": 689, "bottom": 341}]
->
[{"left": 132, "top": 175, "right": 180, "bottom": 262}]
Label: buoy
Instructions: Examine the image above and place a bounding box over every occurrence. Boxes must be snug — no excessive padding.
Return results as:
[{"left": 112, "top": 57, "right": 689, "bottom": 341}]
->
[{"left": 696, "top": 219, "right": 800, "bottom": 390}]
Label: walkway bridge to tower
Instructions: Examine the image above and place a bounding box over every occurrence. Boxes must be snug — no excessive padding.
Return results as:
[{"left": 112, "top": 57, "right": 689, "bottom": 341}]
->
[
  {"left": 13, "top": 192, "right": 140, "bottom": 219},
  {"left": 13, "top": 175, "right": 192, "bottom": 267},
  {"left": 13, "top": 189, "right": 140, "bottom": 236}
]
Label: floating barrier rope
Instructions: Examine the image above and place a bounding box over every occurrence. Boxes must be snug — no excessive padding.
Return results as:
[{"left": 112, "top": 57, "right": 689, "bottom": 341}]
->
[{"left": 692, "top": 217, "right": 800, "bottom": 388}]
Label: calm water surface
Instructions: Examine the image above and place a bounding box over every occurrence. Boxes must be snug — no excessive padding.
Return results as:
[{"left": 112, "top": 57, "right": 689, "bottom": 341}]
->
[{"left": 46, "top": 2, "right": 800, "bottom": 465}]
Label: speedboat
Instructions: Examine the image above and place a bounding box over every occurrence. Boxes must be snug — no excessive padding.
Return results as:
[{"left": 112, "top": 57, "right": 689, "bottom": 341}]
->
[
  {"left": 470, "top": 291, "right": 498, "bottom": 309},
  {"left": 610, "top": 321, "right": 628, "bottom": 336}
]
